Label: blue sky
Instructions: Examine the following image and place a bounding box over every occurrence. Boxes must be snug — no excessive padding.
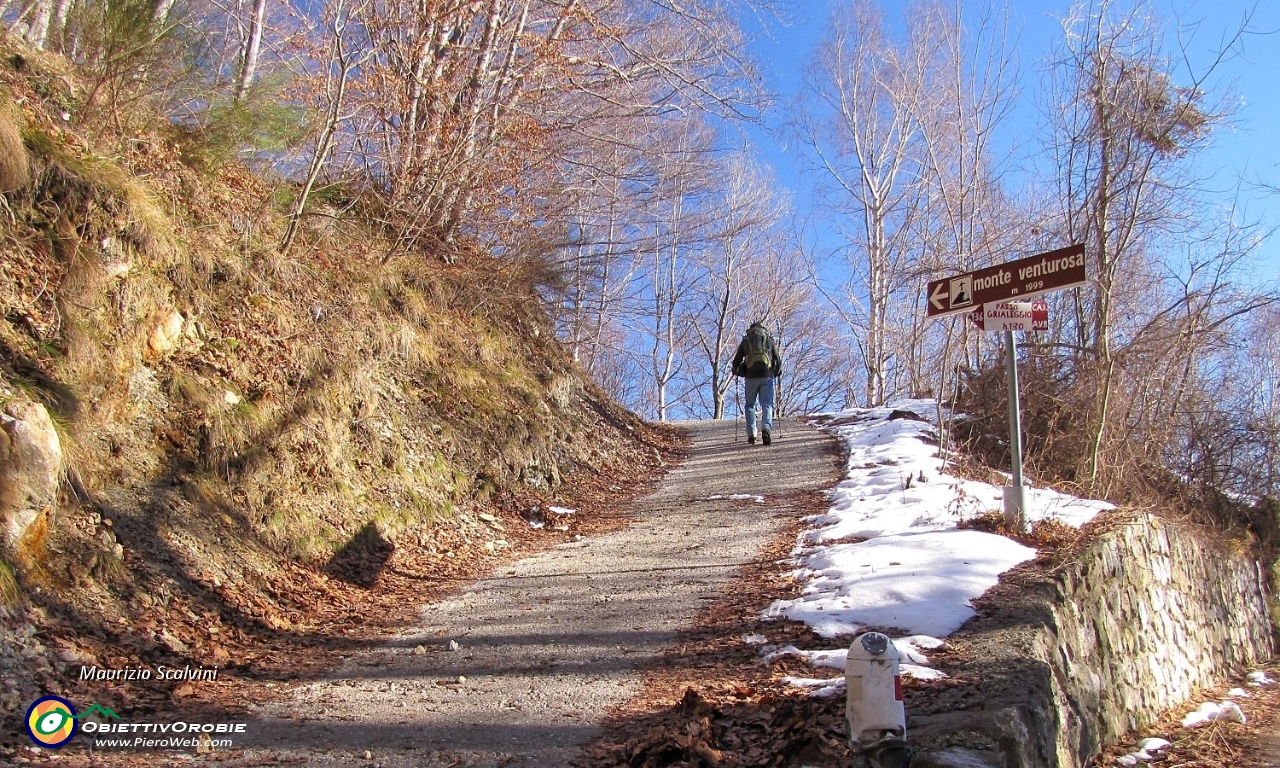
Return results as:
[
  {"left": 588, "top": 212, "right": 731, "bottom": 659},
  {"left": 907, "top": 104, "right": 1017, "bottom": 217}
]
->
[{"left": 740, "top": 0, "right": 1280, "bottom": 284}]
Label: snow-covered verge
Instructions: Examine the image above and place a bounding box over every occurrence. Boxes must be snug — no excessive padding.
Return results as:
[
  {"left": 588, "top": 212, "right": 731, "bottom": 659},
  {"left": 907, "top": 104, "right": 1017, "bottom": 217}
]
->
[
  {"left": 754, "top": 401, "right": 1277, "bottom": 767},
  {"left": 759, "top": 400, "right": 1112, "bottom": 677}
]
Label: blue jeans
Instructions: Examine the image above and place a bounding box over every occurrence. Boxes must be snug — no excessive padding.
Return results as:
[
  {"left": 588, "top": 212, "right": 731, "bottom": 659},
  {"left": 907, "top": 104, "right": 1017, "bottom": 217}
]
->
[{"left": 744, "top": 377, "right": 775, "bottom": 437}]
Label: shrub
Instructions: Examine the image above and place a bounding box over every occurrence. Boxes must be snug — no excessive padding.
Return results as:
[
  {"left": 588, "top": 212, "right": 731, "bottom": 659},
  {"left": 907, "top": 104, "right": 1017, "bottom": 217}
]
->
[{"left": 172, "top": 86, "right": 304, "bottom": 173}]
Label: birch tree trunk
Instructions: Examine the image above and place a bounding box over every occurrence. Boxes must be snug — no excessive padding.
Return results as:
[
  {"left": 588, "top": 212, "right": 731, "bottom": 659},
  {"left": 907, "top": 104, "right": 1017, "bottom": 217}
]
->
[
  {"left": 153, "top": 0, "right": 177, "bottom": 24},
  {"left": 46, "top": 0, "right": 70, "bottom": 52},
  {"left": 234, "top": 0, "right": 268, "bottom": 101},
  {"left": 24, "top": 0, "right": 52, "bottom": 48}
]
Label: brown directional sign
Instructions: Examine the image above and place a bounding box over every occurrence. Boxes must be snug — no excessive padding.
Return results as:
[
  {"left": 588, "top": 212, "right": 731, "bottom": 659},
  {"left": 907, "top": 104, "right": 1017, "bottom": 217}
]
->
[{"left": 926, "top": 244, "right": 1086, "bottom": 318}]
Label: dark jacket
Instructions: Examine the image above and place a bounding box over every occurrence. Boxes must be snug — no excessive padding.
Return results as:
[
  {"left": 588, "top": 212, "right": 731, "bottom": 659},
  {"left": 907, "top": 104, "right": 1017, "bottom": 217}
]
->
[{"left": 732, "top": 323, "right": 782, "bottom": 379}]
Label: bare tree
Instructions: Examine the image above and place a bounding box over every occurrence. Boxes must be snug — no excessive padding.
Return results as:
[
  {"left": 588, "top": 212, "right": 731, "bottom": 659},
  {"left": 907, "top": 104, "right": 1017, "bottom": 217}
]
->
[
  {"left": 558, "top": 191, "right": 645, "bottom": 375},
  {"left": 279, "top": 0, "right": 371, "bottom": 254},
  {"left": 636, "top": 120, "right": 715, "bottom": 420},
  {"left": 903, "top": 0, "right": 1019, "bottom": 416},
  {"left": 1239, "top": 305, "right": 1280, "bottom": 497},
  {"left": 798, "top": 0, "right": 927, "bottom": 407},
  {"left": 548, "top": 109, "right": 663, "bottom": 376},
  {"left": 1042, "top": 0, "right": 1248, "bottom": 491},
  {"left": 687, "top": 150, "right": 782, "bottom": 419},
  {"left": 336, "top": 0, "right": 768, "bottom": 261}
]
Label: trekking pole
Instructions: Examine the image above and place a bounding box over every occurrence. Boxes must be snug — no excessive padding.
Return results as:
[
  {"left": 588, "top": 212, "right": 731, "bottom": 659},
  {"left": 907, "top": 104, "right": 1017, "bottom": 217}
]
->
[
  {"left": 768, "top": 326, "right": 778, "bottom": 440},
  {"left": 775, "top": 372, "right": 783, "bottom": 440},
  {"left": 734, "top": 378, "right": 742, "bottom": 443}
]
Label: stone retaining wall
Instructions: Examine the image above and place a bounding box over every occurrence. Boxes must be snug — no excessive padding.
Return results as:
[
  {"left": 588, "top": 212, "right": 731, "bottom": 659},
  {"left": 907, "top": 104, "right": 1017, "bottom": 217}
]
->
[{"left": 912, "top": 511, "right": 1275, "bottom": 768}]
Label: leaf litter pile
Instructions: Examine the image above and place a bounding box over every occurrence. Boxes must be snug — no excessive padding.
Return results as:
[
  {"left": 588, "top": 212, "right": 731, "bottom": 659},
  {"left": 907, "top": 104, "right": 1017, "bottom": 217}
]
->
[{"left": 575, "top": 488, "right": 858, "bottom": 768}]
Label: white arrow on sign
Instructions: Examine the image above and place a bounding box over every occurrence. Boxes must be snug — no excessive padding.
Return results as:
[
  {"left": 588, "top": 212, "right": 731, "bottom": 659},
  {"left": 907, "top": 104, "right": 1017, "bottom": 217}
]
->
[{"left": 929, "top": 282, "right": 948, "bottom": 312}]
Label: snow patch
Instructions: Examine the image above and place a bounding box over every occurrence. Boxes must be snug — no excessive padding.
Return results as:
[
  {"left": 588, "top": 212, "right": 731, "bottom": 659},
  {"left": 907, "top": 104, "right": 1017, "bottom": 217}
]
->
[
  {"left": 765, "top": 400, "right": 1110, "bottom": 695},
  {"left": 1181, "top": 700, "right": 1246, "bottom": 728}
]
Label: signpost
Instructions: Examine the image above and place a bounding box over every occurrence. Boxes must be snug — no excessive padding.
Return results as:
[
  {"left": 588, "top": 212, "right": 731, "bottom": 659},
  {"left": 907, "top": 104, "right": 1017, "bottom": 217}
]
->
[
  {"left": 968, "top": 300, "right": 1049, "bottom": 332},
  {"left": 927, "top": 245, "right": 1086, "bottom": 533},
  {"left": 926, "top": 244, "right": 1085, "bottom": 319}
]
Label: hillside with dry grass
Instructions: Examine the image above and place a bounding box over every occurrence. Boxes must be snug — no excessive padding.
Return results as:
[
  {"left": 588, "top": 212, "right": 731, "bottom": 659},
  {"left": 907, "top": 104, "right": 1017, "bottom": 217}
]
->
[{"left": 0, "top": 36, "right": 677, "bottom": 747}]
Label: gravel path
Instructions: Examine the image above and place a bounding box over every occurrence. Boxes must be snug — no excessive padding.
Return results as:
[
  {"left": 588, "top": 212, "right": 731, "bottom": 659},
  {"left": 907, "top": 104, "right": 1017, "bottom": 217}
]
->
[{"left": 229, "top": 417, "right": 839, "bottom": 767}]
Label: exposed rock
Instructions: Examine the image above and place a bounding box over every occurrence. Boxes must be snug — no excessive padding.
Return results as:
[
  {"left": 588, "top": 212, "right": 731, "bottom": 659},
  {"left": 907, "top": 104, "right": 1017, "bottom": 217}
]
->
[
  {"left": 100, "top": 236, "right": 132, "bottom": 277},
  {"left": 147, "top": 310, "right": 186, "bottom": 355},
  {"left": 0, "top": 401, "right": 63, "bottom": 558}
]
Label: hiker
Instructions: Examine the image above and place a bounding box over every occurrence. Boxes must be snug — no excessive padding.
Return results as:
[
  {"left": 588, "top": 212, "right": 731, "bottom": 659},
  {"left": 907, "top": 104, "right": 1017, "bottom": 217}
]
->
[{"left": 731, "top": 320, "right": 782, "bottom": 445}]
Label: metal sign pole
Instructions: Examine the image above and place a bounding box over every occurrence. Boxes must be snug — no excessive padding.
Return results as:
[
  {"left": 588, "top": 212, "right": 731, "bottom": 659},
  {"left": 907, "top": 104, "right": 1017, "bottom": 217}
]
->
[{"left": 1003, "top": 329, "right": 1027, "bottom": 532}]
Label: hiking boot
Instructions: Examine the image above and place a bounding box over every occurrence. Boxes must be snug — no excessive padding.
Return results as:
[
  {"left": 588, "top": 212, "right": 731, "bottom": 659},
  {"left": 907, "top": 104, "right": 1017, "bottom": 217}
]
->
[
  {"left": 762, "top": 429, "right": 772, "bottom": 446},
  {"left": 747, "top": 434, "right": 756, "bottom": 444}
]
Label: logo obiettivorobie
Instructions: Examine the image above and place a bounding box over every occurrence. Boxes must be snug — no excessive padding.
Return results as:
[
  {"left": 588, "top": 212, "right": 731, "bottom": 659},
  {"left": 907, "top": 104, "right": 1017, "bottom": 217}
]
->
[
  {"left": 25, "top": 696, "right": 78, "bottom": 747},
  {"left": 24, "top": 697, "right": 120, "bottom": 747}
]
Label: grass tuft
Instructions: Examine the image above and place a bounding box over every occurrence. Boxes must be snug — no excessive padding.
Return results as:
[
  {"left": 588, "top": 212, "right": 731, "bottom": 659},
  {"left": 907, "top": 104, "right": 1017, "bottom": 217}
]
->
[
  {"left": 0, "top": 93, "right": 31, "bottom": 192},
  {"left": 0, "top": 555, "right": 19, "bottom": 606}
]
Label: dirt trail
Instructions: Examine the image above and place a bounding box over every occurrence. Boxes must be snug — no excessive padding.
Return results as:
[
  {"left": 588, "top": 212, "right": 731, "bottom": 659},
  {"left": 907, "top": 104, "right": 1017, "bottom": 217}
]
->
[{"left": 221, "top": 417, "right": 838, "bottom": 767}]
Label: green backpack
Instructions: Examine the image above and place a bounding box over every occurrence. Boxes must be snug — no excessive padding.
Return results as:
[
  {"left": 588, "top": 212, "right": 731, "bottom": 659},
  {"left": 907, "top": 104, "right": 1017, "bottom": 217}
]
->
[{"left": 742, "top": 325, "right": 774, "bottom": 374}]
